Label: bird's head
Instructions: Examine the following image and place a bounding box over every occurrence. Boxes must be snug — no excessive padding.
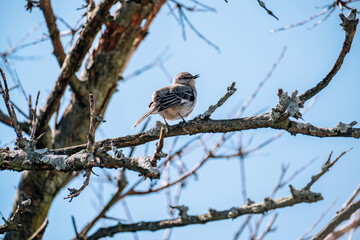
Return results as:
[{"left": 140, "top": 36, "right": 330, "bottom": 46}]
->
[{"left": 173, "top": 72, "right": 199, "bottom": 86}]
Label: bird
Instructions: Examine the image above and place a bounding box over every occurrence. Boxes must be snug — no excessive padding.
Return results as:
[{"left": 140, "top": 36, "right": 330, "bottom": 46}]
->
[{"left": 132, "top": 72, "right": 199, "bottom": 128}]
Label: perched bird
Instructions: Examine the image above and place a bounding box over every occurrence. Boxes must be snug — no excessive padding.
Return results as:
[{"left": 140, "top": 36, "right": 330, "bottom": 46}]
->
[{"left": 132, "top": 72, "right": 199, "bottom": 128}]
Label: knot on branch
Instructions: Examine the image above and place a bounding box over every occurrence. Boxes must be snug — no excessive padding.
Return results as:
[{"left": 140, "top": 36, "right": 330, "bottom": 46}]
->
[
  {"left": 14, "top": 137, "right": 33, "bottom": 150},
  {"left": 289, "top": 185, "right": 323, "bottom": 203},
  {"left": 112, "top": 146, "right": 125, "bottom": 158},
  {"left": 333, "top": 121, "right": 357, "bottom": 133},
  {"left": 271, "top": 89, "right": 302, "bottom": 122},
  {"left": 0, "top": 199, "right": 31, "bottom": 233},
  {"left": 146, "top": 121, "right": 167, "bottom": 136},
  {"left": 247, "top": 198, "right": 255, "bottom": 205},
  {"left": 264, "top": 197, "right": 275, "bottom": 210},
  {"left": 228, "top": 207, "right": 239, "bottom": 219},
  {"left": 340, "top": 9, "right": 359, "bottom": 35},
  {"left": 170, "top": 205, "right": 189, "bottom": 219},
  {"left": 137, "top": 156, "right": 161, "bottom": 179},
  {"left": 208, "top": 208, "right": 218, "bottom": 216},
  {"left": 40, "top": 152, "right": 69, "bottom": 171}
]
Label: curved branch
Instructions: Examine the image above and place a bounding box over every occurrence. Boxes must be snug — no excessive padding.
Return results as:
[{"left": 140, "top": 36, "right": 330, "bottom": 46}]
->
[{"left": 299, "top": 11, "right": 359, "bottom": 104}]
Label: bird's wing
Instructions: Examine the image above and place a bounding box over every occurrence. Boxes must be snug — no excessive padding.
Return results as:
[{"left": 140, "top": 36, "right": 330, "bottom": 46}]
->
[{"left": 157, "top": 86, "right": 195, "bottom": 111}]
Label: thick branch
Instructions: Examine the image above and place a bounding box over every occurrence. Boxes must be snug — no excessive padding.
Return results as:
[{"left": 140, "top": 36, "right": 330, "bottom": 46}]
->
[
  {"left": 312, "top": 199, "right": 360, "bottom": 240},
  {"left": 0, "top": 149, "right": 160, "bottom": 179},
  {"left": 37, "top": 0, "right": 117, "bottom": 134},
  {"left": 325, "top": 214, "right": 360, "bottom": 240},
  {"left": 38, "top": 0, "right": 88, "bottom": 99},
  {"left": 86, "top": 188, "right": 322, "bottom": 239},
  {"left": 0, "top": 109, "right": 30, "bottom": 134},
  {"left": 299, "top": 11, "right": 358, "bottom": 104},
  {"left": 51, "top": 114, "right": 360, "bottom": 156},
  {"left": 39, "top": 0, "right": 66, "bottom": 65}
]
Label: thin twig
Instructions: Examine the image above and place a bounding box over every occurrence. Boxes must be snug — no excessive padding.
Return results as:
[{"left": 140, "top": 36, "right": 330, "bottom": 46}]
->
[
  {"left": 30, "top": 91, "right": 40, "bottom": 140},
  {"left": 236, "top": 46, "right": 287, "bottom": 118},
  {"left": 303, "top": 148, "right": 352, "bottom": 191},
  {"left": 0, "top": 67, "right": 23, "bottom": 139},
  {"left": 28, "top": 218, "right": 48, "bottom": 240},
  {"left": 195, "top": 82, "right": 237, "bottom": 119},
  {"left": 257, "top": 0, "right": 279, "bottom": 20},
  {"left": 87, "top": 94, "right": 96, "bottom": 151},
  {"left": 270, "top": 6, "right": 333, "bottom": 33},
  {"left": 298, "top": 200, "right": 337, "bottom": 240},
  {"left": 151, "top": 126, "right": 166, "bottom": 165},
  {"left": 340, "top": 184, "right": 360, "bottom": 212},
  {"left": 71, "top": 216, "right": 80, "bottom": 240},
  {"left": 257, "top": 213, "right": 278, "bottom": 240},
  {"left": 64, "top": 169, "right": 91, "bottom": 202}
]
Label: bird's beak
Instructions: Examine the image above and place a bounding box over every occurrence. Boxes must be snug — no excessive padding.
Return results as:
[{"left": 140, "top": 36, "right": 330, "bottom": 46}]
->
[{"left": 193, "top": 74, "right": 200, "bottom": 79}]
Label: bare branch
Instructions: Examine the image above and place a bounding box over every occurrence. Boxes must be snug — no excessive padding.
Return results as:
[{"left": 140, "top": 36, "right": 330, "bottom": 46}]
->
[
  {"left": 77, "top": 168, "right": 128, "bottom": 238},
  {"left": 257, "top": 213, "right": 278, "bottom": 240},
  {"left": 30, "top": 91, "right": 40, "bottom": 140},
  {"left": 51, "top": 114, "right": 360, "bottom": 156},
  {"left": 0, "top": 199, "right": 31, "bottom": 234},
  {"left": 303, "top": 148, "right": 352, "bottom": 191},
  {"left": 151, "top": 126, "right": 166, "bottom": 164},
  {"left": 38, "top": 0, "right": 66, "bottom": 65},
  {"left": 0, "top": 148, "right": 160, "bottom": 179},
  {"left": 195, "top": 82, "right": 237, "bottom": 120},
  {"left": 270, "top": 6, "right": 333, "bottom": 33},
  {"left": 340, "top": 184, "right": 360, "bottom": 212},
  {"left": 71, "top": 216, "right": 80, "bottom": 240},
  {"left": 86, "top": 188, "right": 323, "bottom": 239},
  {"left": 87, "top": 94, "right": 97, "bottom": 151},
  {"left": 37, "top": 0, "right": 117, "bottom": 134},
  {"left": 312, "top": 199, "right": 360, "bottom": 240},
  {"left": 0, "top": 110, "right": 30, "bottom": 134},
  {"left": 0, "top": 68, "right": 23, "bottom": 140},
  {"left": 257, "top": 0, "right": 279, "bottom": 20},
  {"left": 28, "top": 218, "right": 48, "bottom": 240},
  {"left": 325, "top": 213, "right": 360, "bottom": 240},
  {"left": 181, "top": 8, "right": 220, "bottom": 52},
  {"left": 64, "top": 169, "right": 91, "bottom": 202},
  {"left": 299, "top": 11, "right": 359, "bottom": 104},
  {"left": 235, "top": 46, "right": 287, "bottom": 118},
  {"left": 298, "top": 200, "right": 337, "bottom": 240}
]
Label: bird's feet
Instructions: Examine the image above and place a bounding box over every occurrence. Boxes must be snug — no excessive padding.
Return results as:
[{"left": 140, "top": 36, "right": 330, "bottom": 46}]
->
[{"left": 179, "top": 114, "right": 187, "bottom": 124}]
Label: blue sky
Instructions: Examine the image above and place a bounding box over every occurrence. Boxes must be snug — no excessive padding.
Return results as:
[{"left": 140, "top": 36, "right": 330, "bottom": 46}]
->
[{"left": 1, "top": 0, "right": 360, "bottom": 239}]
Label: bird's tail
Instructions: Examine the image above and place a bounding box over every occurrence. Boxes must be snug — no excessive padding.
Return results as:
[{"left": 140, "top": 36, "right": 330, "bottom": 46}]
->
[{"left": 132, "top": 107, "right": 157, "bottom": 129}]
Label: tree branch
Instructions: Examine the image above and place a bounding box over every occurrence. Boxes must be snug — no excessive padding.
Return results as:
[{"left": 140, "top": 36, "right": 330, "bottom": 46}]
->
[
  {"left": 0, "top": 148, "right": 160, "bottom": 179},
  {"left": 312, "top": 199, "right": 360, "bottom": 240},
  {"left": 299, "top": 11, "right": 358, "bottom": 104},
  {"left": 37, "top": 0, "right": 117, "bottom": 134},
  {"left": 86, "top": 187, "right": 322, "bottom": 239},
  {"left": 51, "top": 114, "right": 360, "bottom": 156},
  {"left": 38, "top": 0, "right": 66, "bottom": 65},
  {"left": 0, "top": 199, "right": 31, "bottom": 234},
  {"left": 38, "top": 0, "right": 89, "bottom": 99},
  {"left": 325, "top": 213, "right": 360, "bottom": 240}
]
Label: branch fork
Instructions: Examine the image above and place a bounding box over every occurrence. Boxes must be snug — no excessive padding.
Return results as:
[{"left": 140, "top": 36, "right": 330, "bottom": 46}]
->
[{"left": 271, "top": 89, "right": 303, "bottom": 122}]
